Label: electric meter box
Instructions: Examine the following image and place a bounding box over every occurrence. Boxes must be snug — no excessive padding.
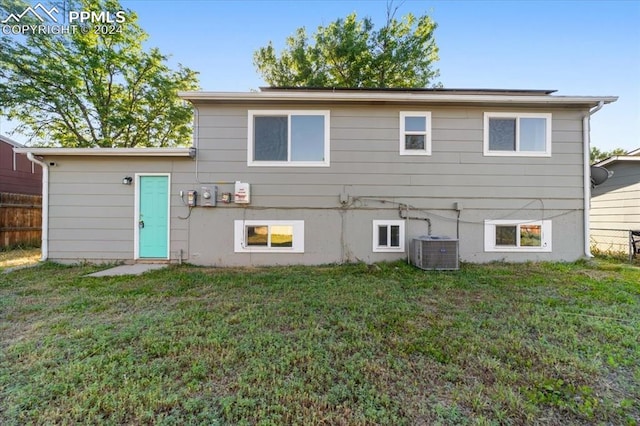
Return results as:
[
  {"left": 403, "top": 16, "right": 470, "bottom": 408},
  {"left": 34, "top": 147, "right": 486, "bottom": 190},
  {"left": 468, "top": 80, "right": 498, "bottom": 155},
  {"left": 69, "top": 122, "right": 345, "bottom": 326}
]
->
[
  {"left": 200, "top": 186, "right": 217, "bottom": 207},
  {"left": 234, "top": 181, "right": 250, "bottom": 204}
]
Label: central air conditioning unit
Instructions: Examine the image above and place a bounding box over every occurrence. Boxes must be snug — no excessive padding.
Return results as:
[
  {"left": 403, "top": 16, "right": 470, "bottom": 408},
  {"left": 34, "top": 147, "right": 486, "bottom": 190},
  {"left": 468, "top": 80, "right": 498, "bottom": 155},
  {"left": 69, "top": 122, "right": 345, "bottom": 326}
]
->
[{"left": 410, "top": 236, "right": 459, "bottom": 271}]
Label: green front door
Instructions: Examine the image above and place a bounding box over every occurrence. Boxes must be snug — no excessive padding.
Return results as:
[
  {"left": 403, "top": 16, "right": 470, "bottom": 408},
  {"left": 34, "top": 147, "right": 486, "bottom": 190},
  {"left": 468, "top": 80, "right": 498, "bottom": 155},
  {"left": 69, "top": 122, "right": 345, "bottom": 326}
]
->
[{"left": 138, "top": 175, "right": 169, "bottom": 258}]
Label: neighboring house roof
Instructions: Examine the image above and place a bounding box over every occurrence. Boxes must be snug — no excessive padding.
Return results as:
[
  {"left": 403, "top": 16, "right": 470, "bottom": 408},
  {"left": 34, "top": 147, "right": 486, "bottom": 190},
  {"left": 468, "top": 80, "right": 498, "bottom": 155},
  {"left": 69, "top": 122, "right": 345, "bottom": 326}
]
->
[
  {"left": 179, "top": 87, "right": 617, "bottom": 108},
  {"left": 594, "top": 150, "right": 640, "bottom": 168},
  {"left": 0, "top": 134, "right": 42, "bottom": 196},
  {"left": 12, "top": 147, "right": 194, "bottom": 157},
  {"left": 0, "top": 134, "right": 25, "bottom": 148}
]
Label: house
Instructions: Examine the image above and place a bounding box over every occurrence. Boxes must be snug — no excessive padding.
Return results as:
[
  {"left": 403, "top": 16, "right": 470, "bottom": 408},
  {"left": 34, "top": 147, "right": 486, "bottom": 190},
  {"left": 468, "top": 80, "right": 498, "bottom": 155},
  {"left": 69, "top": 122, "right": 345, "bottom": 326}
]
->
[
  {"left": 590, "top": 148, "right": 640, "bottom": 256},
  {"left": 14, "top": 88, "right": 617, "bottom": 266},
  {"left": 1, "top": 135, "right": 43, "bottom": 248},
  {"left": 0, "top": 135, "right": 42, "bottom": 195}
]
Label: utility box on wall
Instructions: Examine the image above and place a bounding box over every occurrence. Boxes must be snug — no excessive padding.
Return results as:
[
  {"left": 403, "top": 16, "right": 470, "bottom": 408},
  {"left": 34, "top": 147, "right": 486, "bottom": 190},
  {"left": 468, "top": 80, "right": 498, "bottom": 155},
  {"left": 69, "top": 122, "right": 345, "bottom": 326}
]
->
[
  {"left": 234, "top": 181, "right": 250, "bottom": 204},
  {"left": 200, "top": 186, "right": 217, "bottom": 207}
]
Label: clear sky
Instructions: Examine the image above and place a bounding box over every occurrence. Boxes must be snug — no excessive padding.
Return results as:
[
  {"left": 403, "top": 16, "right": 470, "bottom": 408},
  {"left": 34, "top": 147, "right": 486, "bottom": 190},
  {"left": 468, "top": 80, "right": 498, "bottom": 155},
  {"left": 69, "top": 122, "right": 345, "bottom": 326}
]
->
[
  {"left": 3, "top": 0, "right": 640, "bottom": 152},
  {"left": 122, "top": 0, "right": 639, "bottom": 152}
]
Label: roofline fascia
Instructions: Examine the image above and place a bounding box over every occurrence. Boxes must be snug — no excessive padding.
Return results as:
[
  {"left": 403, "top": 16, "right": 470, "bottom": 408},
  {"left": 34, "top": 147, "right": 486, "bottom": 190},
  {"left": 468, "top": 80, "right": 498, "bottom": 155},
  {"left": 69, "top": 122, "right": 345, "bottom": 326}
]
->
[
  {"left": 179, "top": 91, "right": 618, "bottom": 107},
  {"left": 12, "top": 147, "right": 193, "bottom": 157}
]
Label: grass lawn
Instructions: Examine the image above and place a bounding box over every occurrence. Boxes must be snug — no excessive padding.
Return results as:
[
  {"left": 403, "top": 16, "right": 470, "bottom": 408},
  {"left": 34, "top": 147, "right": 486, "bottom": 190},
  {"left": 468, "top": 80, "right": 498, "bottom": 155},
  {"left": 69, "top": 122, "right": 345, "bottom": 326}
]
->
[
  {"left": 0, "top": 247, "right": 40, "bottom": 272},
  {"left": 1, "top": 259, "right": 638, "bottom": 425}
]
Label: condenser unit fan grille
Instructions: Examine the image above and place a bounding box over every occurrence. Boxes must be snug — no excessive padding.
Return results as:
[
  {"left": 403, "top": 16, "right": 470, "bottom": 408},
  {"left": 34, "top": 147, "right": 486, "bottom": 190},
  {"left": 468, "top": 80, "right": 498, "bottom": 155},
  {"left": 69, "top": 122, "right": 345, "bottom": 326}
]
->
[{"left": 411, "top": 238, "right": 459, "bottom": 271}]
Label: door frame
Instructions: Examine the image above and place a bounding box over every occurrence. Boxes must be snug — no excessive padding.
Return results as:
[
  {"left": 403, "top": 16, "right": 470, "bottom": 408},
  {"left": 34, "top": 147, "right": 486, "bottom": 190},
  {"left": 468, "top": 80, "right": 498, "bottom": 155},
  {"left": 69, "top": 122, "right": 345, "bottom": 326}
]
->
[{"left": 134, "top": 173, "right": 171, "bottom": 260}]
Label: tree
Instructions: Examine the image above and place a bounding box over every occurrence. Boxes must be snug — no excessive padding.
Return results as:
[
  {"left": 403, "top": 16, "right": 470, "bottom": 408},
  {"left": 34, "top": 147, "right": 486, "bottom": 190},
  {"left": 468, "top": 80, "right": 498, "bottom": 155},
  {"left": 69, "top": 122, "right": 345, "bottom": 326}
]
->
[
  {"left": 591, "top": 146, "right": 627, "bottom": 164},
  {"left": 253, "top": 5, "right": 440, "bottom": 88},
  {"left": 0, "top": 0, "right": 199, "bottom": 147}
]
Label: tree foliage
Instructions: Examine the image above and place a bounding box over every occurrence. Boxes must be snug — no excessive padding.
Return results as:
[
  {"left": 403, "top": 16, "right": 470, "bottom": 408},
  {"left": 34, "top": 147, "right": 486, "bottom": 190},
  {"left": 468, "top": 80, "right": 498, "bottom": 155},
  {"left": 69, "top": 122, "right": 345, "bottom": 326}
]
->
[
  {"left": 591, "top": 146, "right": 627, "bottom": 164},
  {"left": 0, "top": 0, "right": 199, "bottom": 147},
  {"left": 253, "top": 6, "right": 440, "bottom": 88}
]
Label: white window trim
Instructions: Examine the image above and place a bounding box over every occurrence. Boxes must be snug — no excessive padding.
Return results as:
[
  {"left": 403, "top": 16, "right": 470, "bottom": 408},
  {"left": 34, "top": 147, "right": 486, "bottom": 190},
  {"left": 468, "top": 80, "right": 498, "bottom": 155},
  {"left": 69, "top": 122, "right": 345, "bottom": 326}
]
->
[
  {"left": 373, "top": 220, "right": 406, "bottom": 252},
  {"left": 484, "top": 219, "right": 552, "bottom": 252},
  {"left": 483, "top": 112, "right": 552, "bottom": 157},
  {"left": 399, "top": 111, "right": 432, "bottom": 156},
  {"left": 234, "top": 220, "right": 305, "bottom": 253},
  {"left": 247, "top": 110, "right": 330, "bottom": 167}
]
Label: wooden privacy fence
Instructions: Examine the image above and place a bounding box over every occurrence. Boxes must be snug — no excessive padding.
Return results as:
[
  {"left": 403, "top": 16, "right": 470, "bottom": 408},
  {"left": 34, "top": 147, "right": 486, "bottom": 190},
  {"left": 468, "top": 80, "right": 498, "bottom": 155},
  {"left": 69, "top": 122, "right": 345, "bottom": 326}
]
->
[{"left": 0, "top": 192, "right": 42, "bottom": 249}]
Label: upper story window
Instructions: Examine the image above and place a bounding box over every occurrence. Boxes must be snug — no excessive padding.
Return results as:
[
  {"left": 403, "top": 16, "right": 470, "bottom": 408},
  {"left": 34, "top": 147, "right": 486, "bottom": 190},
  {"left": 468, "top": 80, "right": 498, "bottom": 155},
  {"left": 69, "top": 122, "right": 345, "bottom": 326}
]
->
[
  {"left": 248, "top": 110, "right": 330, "bottom": 167},
  {"left": 399, "top": 112, "right": 431, "bottom": 156},
  {"left": 483, "top": 112, "right": 552, "bottom": 157}
]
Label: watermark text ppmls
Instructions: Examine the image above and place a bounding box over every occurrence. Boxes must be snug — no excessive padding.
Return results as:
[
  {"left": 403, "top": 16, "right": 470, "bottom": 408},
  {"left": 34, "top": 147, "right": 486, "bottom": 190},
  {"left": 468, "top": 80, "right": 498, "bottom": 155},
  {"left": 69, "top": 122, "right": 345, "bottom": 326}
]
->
[{"left": 2, "top": 2, "right": 127, "bottom": 36}]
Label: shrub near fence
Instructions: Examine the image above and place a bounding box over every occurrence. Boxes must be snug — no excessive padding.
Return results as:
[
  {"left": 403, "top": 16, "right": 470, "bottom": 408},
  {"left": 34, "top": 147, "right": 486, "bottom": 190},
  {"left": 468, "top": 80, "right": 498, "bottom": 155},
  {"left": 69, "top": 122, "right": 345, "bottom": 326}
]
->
[{"left": 0, "top": 192, "right": 42, "bottom": 249}]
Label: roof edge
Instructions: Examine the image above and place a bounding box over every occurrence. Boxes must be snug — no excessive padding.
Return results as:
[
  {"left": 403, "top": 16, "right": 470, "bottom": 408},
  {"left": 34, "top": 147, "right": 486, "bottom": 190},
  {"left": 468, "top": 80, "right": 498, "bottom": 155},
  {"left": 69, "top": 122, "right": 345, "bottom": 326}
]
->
[
  {"left": 259, "top": 87, "right": 559, "bottom": 95},
  {"left": 594, "top": 156, "right": 640, "bottom": 167},
  {"left": 0, "top": 134, "right": 24, "bottom": 148},
  {"left": 13, "top": 147, "right": 193, "bottom": 157},
  {"left": 179, "top": 90, "right": 618, "bottom": 107}
]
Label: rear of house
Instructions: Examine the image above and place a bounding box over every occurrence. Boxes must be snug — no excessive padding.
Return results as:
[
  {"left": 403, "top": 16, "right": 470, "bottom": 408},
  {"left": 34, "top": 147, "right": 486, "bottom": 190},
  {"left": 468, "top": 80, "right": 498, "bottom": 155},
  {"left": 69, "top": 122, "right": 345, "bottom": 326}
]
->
[
  {"left": 590, "top": 149, "right": 640, "bottom": 256},
  {"left": 16, "top": 88, "right": 616, "bottom": 266}
]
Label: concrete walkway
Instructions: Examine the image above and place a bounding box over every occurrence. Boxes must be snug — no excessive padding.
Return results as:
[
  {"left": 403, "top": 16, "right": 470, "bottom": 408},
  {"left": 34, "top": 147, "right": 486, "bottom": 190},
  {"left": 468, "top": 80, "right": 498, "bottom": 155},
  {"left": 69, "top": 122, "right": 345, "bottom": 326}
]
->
[{"left": 87, "top": 263, "right": 167, "bottom": 277}]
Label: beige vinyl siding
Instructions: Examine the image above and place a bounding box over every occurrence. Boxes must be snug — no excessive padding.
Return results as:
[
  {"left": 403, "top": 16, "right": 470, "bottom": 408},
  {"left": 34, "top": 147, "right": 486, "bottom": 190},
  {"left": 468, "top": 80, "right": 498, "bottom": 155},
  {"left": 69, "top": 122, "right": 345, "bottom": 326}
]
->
[
  {"left": 590, "top": 162, "right": 640, "bottom": 256},
  {"left": 591, "top": 162, "right": 640, "bottom": 229}
]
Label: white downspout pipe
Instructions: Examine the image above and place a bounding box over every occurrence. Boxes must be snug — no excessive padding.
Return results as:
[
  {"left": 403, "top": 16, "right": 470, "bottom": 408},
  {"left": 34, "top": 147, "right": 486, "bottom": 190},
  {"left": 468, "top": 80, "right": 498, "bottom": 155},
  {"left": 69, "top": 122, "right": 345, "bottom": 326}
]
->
[
  {"left": 583, "top": 101, "right": 604, "bottom": 258},
  {"left": 27, "top": 152, "right": 49, "bottom": 261}
]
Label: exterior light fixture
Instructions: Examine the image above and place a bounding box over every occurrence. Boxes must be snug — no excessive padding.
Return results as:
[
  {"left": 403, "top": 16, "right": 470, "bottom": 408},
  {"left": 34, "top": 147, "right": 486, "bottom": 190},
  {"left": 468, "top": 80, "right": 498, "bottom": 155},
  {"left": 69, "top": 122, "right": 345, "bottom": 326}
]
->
[{"left": 122, "top": 176, "right": 133, "bottom": 185}]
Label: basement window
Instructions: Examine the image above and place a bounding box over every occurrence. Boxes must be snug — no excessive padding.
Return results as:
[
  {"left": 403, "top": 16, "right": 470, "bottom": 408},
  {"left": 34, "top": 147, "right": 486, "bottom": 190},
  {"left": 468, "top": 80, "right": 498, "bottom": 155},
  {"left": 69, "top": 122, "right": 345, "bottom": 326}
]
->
[
  {"left": 373, "top": 220, "right": 405, "bottom": 252},
  {"left": 234, "top": 220, "right": 304, "bottom": 253},
  {"left": 484, "top": 220, "right": 552, "bottom": 252}
]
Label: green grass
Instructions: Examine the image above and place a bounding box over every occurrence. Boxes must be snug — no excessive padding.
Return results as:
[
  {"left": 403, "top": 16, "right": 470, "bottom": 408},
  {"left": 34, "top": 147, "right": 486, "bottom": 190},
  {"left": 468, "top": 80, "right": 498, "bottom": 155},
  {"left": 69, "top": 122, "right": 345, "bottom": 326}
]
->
[
  {"left": 1, "top": 259, "right": 638, "bottom": 425},
  {"left": 0, "top": 247, "right": 40, "bottom": 272}
]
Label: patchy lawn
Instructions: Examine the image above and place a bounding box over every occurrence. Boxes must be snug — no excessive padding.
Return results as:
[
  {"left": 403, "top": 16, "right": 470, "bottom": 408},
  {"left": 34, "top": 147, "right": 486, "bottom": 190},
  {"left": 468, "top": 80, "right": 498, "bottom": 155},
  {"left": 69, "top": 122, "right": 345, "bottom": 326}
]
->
[
  {"left": 0, "top": 248, "right": 40, "bottom": 272},
  {"left": 1, "top": 260, "right": 638, "bottom": 425}
]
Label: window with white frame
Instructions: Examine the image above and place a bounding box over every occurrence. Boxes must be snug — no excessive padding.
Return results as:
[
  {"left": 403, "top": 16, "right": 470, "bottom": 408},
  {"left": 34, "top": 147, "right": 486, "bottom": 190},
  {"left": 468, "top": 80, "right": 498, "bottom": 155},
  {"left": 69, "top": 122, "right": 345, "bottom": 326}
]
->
[
  {"left": 234, "top": 220, "right": 305, "bottom": 253},
  {"left": 484, "top": 112, "right": 552, "bottom": 156},
  {"left": 484, "top": 220, "right": 552, "bottom": 252},
  {"left": 248, "top": 110, "right": 330, "bottom": 166},
  {"left": 399, "top": 112, "right": 431, "bottom": 155},
  {"left": 373, "top": 220, "right": 405, "bottom": 252}
]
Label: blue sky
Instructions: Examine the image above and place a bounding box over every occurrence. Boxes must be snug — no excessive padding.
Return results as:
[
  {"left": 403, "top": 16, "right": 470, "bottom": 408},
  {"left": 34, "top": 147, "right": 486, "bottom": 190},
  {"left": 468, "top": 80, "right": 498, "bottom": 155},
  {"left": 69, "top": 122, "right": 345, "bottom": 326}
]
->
[
  {"left": 121, "top": 0, "right": 639, "bottom": 152},
  {"left": 3, "top": 0, "right": 639, "bottom": 152}
]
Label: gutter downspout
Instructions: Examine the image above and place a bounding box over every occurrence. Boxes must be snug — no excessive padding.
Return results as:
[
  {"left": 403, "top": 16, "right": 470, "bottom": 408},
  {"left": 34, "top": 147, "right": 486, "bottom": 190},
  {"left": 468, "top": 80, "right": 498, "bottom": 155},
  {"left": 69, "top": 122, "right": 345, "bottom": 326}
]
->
[
  {"left": 26, "top": 152, "right": 49, "bottom": 261},
  {"left": 583, "top": 101, "right": 604, "bottom": 258}
]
